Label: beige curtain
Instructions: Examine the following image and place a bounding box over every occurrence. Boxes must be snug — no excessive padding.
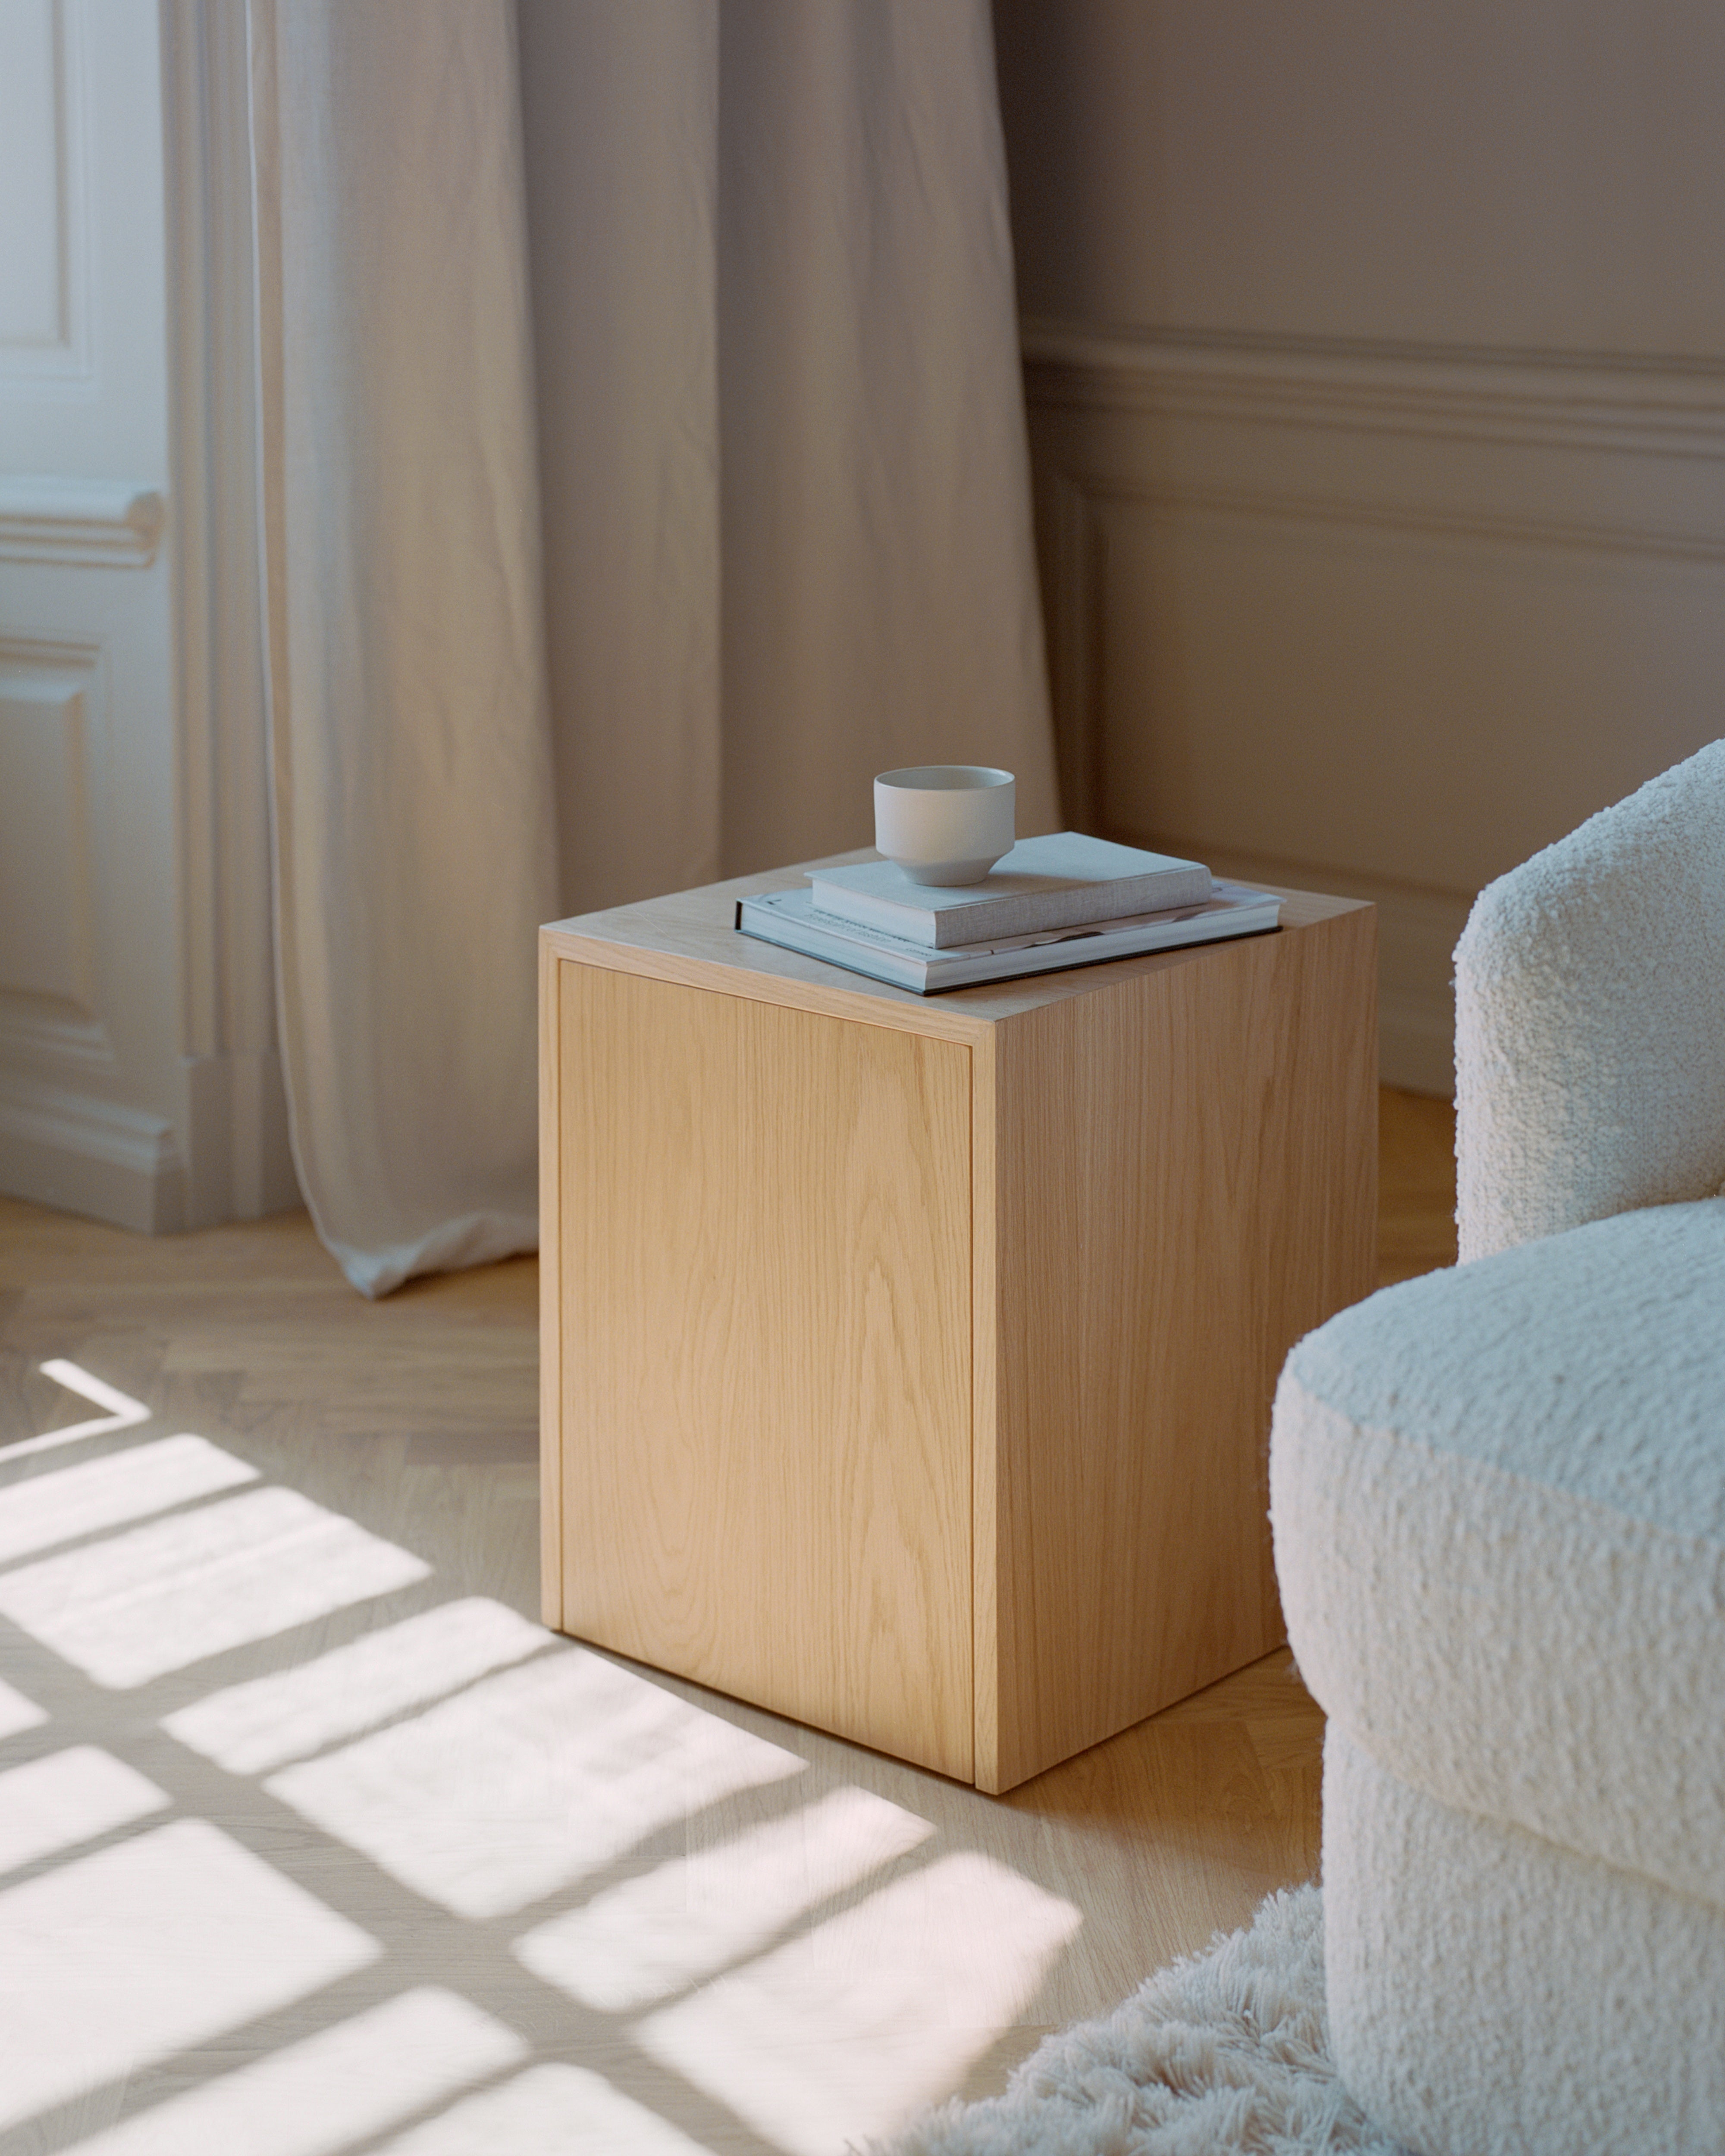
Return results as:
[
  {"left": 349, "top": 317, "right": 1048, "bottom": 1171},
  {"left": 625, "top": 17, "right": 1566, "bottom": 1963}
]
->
[
  {"left": 518, "top": 0, "right": 1059, "bottom": 915},
  {"left": 252, "top": 0, "right": 1057, "bottom": 1294},
  {"left": 250, "top": 0, "right": 558, "bottom": 1296}
]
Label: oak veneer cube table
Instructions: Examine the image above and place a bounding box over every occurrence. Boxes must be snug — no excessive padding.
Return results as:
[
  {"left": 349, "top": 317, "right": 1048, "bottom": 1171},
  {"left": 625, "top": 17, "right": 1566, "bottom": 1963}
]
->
[{"left": 540, "top": 859, "right": 1376, "bottom": 1795}]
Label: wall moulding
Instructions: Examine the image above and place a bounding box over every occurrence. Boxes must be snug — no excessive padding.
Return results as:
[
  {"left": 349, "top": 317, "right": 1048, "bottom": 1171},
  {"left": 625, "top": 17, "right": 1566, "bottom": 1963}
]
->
[
  {"left": 1071, "top": 479, "right": 1725, "bottom": 572},
  {"left": 0, "top": 995, "right": 114, "bottom": 1076},
  {"left": 1022, "top": 320, "right": 1725, "bottom": 574},
  {"left": 0, "top": 477, "right": 166, "bottom": 567},
  {"left": 0, "top": 635, "right": 101, "bottom": 1027},
  {"left": 1021, "top": 319, "right": 1725, "bottom": 464},
  {"left": 1022, "top": 324, "right": 1725, "bottom": 1100},
  {"left": 1025, "top": 466, "right": 1470, "bottom": 1096}
]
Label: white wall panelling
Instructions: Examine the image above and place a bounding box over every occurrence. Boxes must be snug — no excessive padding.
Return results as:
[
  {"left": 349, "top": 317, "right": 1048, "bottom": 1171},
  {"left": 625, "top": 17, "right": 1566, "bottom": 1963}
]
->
[
  {"left": 0, "top": 0, "right": 90, "bottom": 375},
  {"left": 0, "top": 639, "right": 100, "bottom": 1013},
  {"left": 0, "top": 477, "right": 165, "bottom": 566},
  {"left": 0, "top": 0, "right": 167, "bottom": 471},
  {"left": 1024, "top": 325, "right": 1725, "bottom": 1094},
  {"left": 0, "top": 587, "right": 189, "bottom": 1232},
  {"left": 0, "top": 0, "right": 295, "bottom": 1232}
]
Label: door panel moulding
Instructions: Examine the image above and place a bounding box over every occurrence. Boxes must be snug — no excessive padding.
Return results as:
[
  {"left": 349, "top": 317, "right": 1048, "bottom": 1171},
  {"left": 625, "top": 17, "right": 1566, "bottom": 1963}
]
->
[
  {"left": 0, "top": 0, "right": 94, "bottom": 383},
  {"left": 0, "top": 478, "right": 166, "bottom": 567},
  {"left": 0, "top": 6, "right": 297, "bottom": 1233}
]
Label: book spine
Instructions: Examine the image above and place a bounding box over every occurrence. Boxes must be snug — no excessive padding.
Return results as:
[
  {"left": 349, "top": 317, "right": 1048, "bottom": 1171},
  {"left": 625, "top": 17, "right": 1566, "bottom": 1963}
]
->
[{"left": 735, "top": 900, "right": 930, "bottom": 992}]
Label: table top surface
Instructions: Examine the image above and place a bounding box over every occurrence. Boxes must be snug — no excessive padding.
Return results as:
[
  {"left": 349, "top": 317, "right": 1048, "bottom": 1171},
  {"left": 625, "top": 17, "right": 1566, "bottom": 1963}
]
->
[{"left": 541, "top": 849, "right": 1371, "bottom": 1041}]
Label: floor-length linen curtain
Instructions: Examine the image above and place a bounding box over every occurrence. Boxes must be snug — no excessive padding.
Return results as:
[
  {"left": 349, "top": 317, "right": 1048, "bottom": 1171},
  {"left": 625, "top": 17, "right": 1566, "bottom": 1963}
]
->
[
  {"left": 518, "top": 0, "right": 1060, "bottom": 915},
  {"left": 253, "top": 0, "right": 1058, "bottom": 1296},
  {"left": 249, "top": 0, "right": 558, "bottom": 1297}
]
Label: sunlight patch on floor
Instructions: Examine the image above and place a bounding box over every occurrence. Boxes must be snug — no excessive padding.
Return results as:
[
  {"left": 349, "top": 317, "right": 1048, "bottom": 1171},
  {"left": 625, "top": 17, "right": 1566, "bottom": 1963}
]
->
[
  {"left": 0, "top": 1745, "right": 167, "bottom": 1875},
  {"left": 517, "top": 1783, "right": 934, "bottom": 2014},
  {"left": 0, "top": 1816, "right": 380, "bottom": 2132},
  {"left": 0, "top": 1672, "right": 46, "bottom": 1739},
  {"left": 55, "top": 1987, "right": 527, "bottom": 2156},
  {"left": 635, "top": 1851, "right": 1082, "bottom": 2156},
  {"left": 0, "top": 1361, "right": 152, "bottom": 1462},
  {"left": 0, "top": 1433, "right": 257, "bottom": 1565},
  {"left": 0, "top": 1354, "right": 1090, "bottom": 2156},
  {"left": 265, "top": 1648, "right": 807, "bottom": 1920},
  {"left": 0, "top": 1485, "right": 430, "bottom": 1686},
  {"left": 371, "top": 2062, "right": 718, "bottom": 2156},
  {"left": 165, "top": 1595, "right": 552, "bottom": 1774}
]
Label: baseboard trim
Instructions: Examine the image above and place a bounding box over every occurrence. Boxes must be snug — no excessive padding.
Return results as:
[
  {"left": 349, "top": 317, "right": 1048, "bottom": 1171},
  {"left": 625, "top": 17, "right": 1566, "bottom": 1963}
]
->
[{"left": 0, "top": 1084, "right": 186, "bottom": 1233}]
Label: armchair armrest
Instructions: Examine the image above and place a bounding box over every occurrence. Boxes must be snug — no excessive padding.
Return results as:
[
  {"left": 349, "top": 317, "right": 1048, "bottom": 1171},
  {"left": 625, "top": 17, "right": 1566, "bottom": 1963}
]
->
[{"left": 1455, "top": 740, "right": 1725, "bottom": 1261}]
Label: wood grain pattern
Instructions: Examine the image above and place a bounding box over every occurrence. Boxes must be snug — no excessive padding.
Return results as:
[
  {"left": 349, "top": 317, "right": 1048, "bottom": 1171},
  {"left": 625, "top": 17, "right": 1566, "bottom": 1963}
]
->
[
  {"left": 977, "top": 903, "right": 1378, "bottom": 1790},
  {"left": 541, "top": 855, "right": 1362, "bottom": 1039},
  {"left": 968, "top": 1025, "right": 1003, "bottom": 1785},
  {"left": 537, "top": 931, "right": 566, "bottom": 1628},
  {"left": 554, "top": 963, "right": 975, "bottom": 1780},
  {"left": 543, "top": 868, "right": 1376, "bottom": 1793}
]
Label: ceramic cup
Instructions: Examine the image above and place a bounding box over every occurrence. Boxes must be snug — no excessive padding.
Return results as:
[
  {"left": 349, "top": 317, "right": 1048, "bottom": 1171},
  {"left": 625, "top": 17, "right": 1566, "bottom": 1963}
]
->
[{"left": 874, "top": 765, "right": 1016, "bottom": 886}]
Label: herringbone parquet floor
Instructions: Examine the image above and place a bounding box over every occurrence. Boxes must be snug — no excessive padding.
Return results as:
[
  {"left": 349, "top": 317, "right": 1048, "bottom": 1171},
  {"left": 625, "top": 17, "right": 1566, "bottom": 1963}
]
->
[{"left": 0, "top": 1088, "right": 1454, "bottom": 2155}]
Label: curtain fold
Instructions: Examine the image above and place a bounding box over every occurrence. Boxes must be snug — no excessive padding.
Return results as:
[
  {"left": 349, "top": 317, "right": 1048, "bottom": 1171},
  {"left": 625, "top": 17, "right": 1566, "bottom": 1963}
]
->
[
  {"left": 520, "top": 0, "right": 1059, "bottom": 918},
  {"left": 515, "top": 0, "right": 725, "bottom": 915},
  {"left": 255, "top": 0, "right": 1057, "bottom": 1294},
  {"left": 250, "top": 0, "right": 558, "bottom": 1297}
]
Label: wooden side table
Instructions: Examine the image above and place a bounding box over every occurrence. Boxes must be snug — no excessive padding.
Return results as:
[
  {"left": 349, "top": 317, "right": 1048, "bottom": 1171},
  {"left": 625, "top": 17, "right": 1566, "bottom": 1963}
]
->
[{"left": 540, "top": 859, "right": 1376, "bottom": 1793}]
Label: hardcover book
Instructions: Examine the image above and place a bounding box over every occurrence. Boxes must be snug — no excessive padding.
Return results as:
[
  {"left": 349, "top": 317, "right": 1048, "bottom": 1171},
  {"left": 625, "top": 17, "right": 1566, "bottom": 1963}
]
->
[
  {"left": 806, "top": 832, "right": 1212, "bottom": 948},
  {"left": 737, "top": 883, "right": 1280, "bottom": 994}
]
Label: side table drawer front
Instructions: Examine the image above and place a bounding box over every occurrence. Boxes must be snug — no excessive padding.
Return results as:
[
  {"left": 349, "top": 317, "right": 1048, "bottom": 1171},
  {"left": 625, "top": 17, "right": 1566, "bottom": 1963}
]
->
[{"left": 555, "top": 962, "right": 974, "bottom": 1780}]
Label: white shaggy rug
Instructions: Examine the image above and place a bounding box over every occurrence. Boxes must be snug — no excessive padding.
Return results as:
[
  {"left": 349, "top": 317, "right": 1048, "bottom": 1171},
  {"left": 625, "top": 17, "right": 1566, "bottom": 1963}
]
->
[{"left": 873, "top": 1886, "right": 1411, "bottom": 2155}]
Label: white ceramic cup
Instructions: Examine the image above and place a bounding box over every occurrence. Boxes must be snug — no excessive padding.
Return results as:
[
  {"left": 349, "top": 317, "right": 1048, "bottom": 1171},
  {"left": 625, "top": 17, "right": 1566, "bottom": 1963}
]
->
[{"left": 874, "top": 766, "right": 1016, "bottom": 886}]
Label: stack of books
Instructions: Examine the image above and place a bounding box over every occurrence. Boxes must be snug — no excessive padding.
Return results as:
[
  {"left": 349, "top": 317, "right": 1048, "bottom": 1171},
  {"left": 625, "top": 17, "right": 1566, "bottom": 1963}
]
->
[{"left": 735, "top": 831, "right": 1282, "bottom": 993}]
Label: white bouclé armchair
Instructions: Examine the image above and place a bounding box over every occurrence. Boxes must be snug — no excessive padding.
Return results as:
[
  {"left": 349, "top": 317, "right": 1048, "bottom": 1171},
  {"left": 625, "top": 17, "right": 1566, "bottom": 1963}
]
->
[{"left": 1270, "top": 741, "right": 1725, "bottom": 2155}]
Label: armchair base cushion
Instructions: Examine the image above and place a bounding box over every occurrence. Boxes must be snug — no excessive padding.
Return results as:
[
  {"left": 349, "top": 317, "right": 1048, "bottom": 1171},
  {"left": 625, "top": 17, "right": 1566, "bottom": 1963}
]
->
[
  {"left": 1324, "top": 1729, "right": 1725, "bottom": 2156},
  {"left": 1272, "top": 1198, "right": 1725, "bottom": 1911}
]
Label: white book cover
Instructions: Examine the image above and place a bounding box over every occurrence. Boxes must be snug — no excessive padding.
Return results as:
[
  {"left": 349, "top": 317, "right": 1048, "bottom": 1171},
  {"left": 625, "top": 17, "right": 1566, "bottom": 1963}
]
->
[
  {"left": 806, "top": 832, "right": 1212, "bottom": 948},
  {"left": 737, "top": 883, "right": 1280, "bottom": 994}
]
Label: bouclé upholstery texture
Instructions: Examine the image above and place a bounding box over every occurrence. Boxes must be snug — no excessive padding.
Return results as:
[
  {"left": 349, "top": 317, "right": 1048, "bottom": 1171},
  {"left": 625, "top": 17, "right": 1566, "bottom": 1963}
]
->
[
  {"left": 1454, "top": 736, "right": 1725, "bottom": 1261},
  {"left": 1273, "top": 1199, "right": 1725, "bottom": 1910},
  {"left": 1272, "top": 740, "right": 1725, "bottom": 2155},
  {"left": 1323, "top": 1730, "right": 1725, "bottom": 2156}
]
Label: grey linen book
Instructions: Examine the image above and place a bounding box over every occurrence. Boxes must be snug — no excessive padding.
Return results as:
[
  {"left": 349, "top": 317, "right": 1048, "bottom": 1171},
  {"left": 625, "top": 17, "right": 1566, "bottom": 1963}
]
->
[{"left": 806, "top": 831, "right": 1211, "bottom": 947}]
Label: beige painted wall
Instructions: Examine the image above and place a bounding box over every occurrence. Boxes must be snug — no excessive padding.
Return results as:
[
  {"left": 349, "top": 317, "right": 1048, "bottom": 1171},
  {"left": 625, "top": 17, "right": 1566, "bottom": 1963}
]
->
[{"left": 995, "top": 0, "right": 1725, "bottom": 1091}]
